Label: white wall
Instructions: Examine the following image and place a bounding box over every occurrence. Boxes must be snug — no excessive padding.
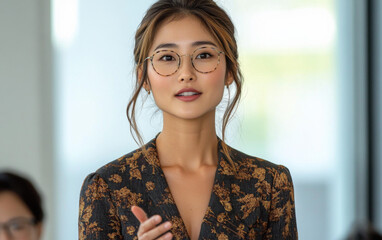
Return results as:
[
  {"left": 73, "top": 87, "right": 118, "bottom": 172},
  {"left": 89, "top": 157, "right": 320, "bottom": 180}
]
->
[{"left": 0, "top": 1, "right": 54, "bottom": 239}]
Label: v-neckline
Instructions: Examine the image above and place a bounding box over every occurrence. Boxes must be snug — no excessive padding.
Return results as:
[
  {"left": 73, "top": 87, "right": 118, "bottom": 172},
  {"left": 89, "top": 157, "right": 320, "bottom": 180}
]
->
[{"left": 146, "top": 136, "right": 224, "bottom": 240}]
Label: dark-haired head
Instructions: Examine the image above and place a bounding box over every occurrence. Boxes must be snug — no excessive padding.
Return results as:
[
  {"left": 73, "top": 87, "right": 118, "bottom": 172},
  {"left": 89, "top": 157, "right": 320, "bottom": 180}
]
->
[
  {"left": 0, "top": 172, "right": 44, "bottom": 224},
  {"left": 346, "top": 222, "right": 382, "bottom": 240}
]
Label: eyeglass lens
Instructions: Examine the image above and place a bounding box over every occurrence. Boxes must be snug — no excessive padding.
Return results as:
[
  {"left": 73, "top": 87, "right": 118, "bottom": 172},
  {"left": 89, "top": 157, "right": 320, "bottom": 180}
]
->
[
  {"left": 151, "top": 47, "right": 221, "bottom": 76},
  {"left": 0, "top": 218, "right": 35, "bottom": 239}
]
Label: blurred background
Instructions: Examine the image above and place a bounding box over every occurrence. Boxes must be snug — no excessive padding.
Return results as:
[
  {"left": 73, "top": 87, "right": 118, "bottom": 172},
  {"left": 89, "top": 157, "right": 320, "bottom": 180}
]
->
[{"left": 0, "top": 0, "right": 381, "bottom": 239}]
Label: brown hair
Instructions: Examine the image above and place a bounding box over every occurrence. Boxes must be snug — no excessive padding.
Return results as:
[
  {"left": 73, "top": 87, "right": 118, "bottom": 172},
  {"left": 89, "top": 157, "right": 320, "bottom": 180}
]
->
[{"left": 126, "top": 0, "right": 243, "bottom": 169}]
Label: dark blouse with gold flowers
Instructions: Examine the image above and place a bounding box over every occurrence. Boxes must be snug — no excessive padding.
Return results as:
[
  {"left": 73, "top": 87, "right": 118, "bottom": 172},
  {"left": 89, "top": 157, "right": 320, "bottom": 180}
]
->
[{"left": 79, "top": 137, "right": 298, "bottom": 239}]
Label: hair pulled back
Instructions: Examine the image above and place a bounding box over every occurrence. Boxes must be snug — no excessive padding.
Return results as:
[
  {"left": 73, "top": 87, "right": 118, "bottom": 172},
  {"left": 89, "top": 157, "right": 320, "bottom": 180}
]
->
[{"left": 127, "top": 0, "right": 243, "bottom": 168}]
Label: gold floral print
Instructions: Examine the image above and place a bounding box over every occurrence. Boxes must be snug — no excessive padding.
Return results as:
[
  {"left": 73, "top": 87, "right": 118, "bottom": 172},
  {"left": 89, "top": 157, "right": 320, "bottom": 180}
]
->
[
  {"left": 216, "top": 213, "right": 226, "bottom": 223},
  {"left": 217, "top": 233, "right": 229, "bottom": 240},
  {"left": 170, "top": 216, "right": 188, "bottom": 240},
  {"left": 237, "top": 194, "right": 260, "bottom": 219},
  {"left": 236, "top": 224, "right": 246, "bottom": 238},
  {"left": 84, "top": 176, "right": 108, "bottom": 201},
  {"left": 79, "top": 136, "right": 298, "bottom": 239},
  {"left": 109, "top": 174, "right": 122, "bottom": 183},
  {"left": 213, "top": 183, "right": 232, "bottom": 212},
  {"left": 231, "top": 183, "right": 242, "bottom": 195},
  {"left": 126, "top": 226, "right": 135, "bottom": 235},
  {"left": 145, "top": 181, "right": 155, "bottom": 191}
]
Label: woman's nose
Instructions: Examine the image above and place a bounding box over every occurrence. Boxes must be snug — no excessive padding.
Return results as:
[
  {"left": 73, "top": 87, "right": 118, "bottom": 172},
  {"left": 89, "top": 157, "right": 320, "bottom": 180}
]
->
[{"left": 178, "top": 55, "right": 196, "bottom": 82}]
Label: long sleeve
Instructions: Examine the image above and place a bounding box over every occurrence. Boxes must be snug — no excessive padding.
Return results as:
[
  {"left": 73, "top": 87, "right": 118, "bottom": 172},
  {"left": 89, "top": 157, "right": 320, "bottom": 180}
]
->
[
  {"left": 79, "top": 173, "right": 123, "bottom": 240},
  {"left": 265, "top": 165, "right": 298, "bottom": 239}
]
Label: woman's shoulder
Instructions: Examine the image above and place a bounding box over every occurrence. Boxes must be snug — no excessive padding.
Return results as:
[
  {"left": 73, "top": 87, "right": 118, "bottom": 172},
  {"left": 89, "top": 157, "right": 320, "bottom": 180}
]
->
[
  {"left": 226, "top": 144, "right": 293, "bottom": 180},
  {"left": 94, "top": 148, "right": 145, "bottom": 178},
  {"left": 82, "top": 138, "right": 157, "bottom": 188}
]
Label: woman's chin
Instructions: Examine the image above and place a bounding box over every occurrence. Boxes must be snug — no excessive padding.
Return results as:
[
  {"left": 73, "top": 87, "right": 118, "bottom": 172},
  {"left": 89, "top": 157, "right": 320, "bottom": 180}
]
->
[{"left": 162, "top": 110, "right": 215, "bottom": 122}]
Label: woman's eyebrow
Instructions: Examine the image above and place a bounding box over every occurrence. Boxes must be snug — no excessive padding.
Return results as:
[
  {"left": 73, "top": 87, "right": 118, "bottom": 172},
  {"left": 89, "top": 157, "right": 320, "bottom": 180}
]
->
[
  {"left": 153, "top": 41, "right": 217, "bottom": 51},
  {"left": 154, "top": 43, "right": 178, "bottom": 51},
  {"left": 192, "top": 41, "right": 217, "bottom": 47}
]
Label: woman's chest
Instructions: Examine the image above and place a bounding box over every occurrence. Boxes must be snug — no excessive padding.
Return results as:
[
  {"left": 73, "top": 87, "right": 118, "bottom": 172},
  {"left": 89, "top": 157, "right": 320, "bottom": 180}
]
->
[
  {"left": 162, "top": 166, "right": 217, "bottom": 240},
  {"left": 110, "top": 167, "right": 272, "bottom": 239}
]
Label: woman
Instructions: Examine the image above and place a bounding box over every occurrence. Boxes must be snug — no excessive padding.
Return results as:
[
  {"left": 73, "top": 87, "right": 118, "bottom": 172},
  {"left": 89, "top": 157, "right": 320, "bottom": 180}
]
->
[
  {"left": 79, "top": 0, "right": 297, "bottom": 239},
  {"left": 0, "top": 172, "right": 43, "bottom": 240}
]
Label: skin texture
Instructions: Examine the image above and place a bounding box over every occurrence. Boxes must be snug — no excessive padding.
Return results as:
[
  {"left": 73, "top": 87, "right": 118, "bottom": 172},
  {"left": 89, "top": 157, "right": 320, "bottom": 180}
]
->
[
  {"left": 0, "top": 191, "right": 42, "bottom": 240},
  {"left": 133, "top": 15, "right": 233, "bottom": 240}
]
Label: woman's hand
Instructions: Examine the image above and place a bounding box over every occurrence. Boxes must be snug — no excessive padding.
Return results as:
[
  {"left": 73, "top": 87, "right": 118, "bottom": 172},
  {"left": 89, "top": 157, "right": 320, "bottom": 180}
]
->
[{"left": 131, "top": 206, "right": 173, "bottom": 240}]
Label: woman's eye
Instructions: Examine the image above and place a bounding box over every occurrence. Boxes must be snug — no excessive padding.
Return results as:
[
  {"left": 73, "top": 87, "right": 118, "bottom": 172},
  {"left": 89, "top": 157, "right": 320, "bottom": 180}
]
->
[
  {"left": 196, "top": 52, "right": 212, "bottom": 59},
  {"left": 159, "top": 55, "right": 175, "bottom": 61}
]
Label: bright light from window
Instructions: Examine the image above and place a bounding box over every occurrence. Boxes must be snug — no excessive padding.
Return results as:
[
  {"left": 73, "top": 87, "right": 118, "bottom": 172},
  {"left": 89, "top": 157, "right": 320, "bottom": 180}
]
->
[
  {"left": 240, "top": 7, "right": 336, "bottom": 52},
  {"left": 52, "top": 0, "right": 79, "bottom": 48}
]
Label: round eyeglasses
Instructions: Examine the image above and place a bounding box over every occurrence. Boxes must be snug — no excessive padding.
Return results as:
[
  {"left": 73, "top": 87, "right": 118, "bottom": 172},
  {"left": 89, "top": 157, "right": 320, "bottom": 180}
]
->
[
  {"left": 145, "top": 46, "right": 224, "bottom": 76},
  {"left": 0, "top": 217, "right": 37, "bottom": 239}
]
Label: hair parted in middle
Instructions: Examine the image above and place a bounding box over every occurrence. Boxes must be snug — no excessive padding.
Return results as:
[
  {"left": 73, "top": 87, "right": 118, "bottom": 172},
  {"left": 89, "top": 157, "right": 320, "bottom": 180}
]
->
[{"left": 126, "top": 0, "right": 243, "bottom": 168}]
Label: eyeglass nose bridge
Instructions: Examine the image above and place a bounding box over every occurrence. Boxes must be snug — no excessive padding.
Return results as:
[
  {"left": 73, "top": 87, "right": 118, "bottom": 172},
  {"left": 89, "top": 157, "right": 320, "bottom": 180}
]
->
[{"left": 176, "top": 53, "right": 196, "bottom": 72}]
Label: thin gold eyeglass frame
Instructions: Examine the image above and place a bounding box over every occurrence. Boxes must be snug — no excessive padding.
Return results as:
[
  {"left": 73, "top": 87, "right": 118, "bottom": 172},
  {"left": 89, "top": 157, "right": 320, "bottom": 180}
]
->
[{"left": 144, "top": 46, "right": 224, "bottom": 77}]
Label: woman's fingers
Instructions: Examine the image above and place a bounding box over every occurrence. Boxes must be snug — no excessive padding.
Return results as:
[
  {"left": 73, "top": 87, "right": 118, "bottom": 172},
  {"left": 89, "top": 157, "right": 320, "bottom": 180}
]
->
[
  {"left": 131, "top": 205, "right": 148, "bottom": 223},
  {"left": 157, "top": 232, "right": 173, "bottom": 240},
  {"left": 139, "top": 221, "right": 173, "bottom": 240},
  {"left": 138, "top": 214, "right": 162, "bottom": 236},
  {"left": 131, "top": 206, "right": 172, "bottom": 239}
]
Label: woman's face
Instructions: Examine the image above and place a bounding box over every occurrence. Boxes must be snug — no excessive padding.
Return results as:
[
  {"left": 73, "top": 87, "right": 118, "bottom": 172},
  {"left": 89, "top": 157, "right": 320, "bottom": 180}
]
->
[
  {"left": 145, "top": 15, "right": 232, "bottom": 121},
  {"left": 0, "top": 192, "right": 41, "bottom": 240}
]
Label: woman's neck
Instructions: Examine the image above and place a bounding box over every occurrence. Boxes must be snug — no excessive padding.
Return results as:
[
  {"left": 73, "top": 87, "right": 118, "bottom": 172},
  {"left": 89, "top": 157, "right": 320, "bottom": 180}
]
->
[{"left": 156, "top": 112, "right": 219, "bottom": 171}]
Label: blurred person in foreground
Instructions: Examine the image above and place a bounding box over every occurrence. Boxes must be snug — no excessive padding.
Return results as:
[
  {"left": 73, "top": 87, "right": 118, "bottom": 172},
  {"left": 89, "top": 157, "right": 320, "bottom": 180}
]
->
[
  {"left": 0, "top": 172, "right": 43, "bottom": 240},
  {"left": 346, "top": 223, "right": 382, "bottom": 240}
]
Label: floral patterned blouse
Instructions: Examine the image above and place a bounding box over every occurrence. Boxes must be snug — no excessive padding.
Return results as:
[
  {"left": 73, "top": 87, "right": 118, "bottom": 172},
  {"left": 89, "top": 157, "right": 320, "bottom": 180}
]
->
[{"left": 79, "top": 136, "right": 298, "bottom": 239}]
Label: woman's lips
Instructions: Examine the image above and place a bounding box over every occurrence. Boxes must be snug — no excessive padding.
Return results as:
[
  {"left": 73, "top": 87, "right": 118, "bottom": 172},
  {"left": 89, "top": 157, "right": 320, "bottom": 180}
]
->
[
  {"left": 175, "top": 92, "right": 201, "bottom": 102},
  {"left": 175, "top": 88, "right": 202, "bottom": 102}
]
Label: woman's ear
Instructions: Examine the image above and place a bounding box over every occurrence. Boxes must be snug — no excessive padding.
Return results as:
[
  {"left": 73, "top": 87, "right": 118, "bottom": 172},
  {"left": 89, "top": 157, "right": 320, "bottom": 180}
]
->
[
  {"left": 138, "top": 67, "right": 151, "bottom": 92},
  {"left": 225, "top": 71, "right": 234, "bottom": 86},
  {"left": 143, "top": 80, "right": 151, "bottom": 92}
]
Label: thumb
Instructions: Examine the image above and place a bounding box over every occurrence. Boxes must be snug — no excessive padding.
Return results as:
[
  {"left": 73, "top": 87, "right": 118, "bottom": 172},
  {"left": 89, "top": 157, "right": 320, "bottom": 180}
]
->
[{"left": 131, "top": 205, "right": 148, "bottom": 223}]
